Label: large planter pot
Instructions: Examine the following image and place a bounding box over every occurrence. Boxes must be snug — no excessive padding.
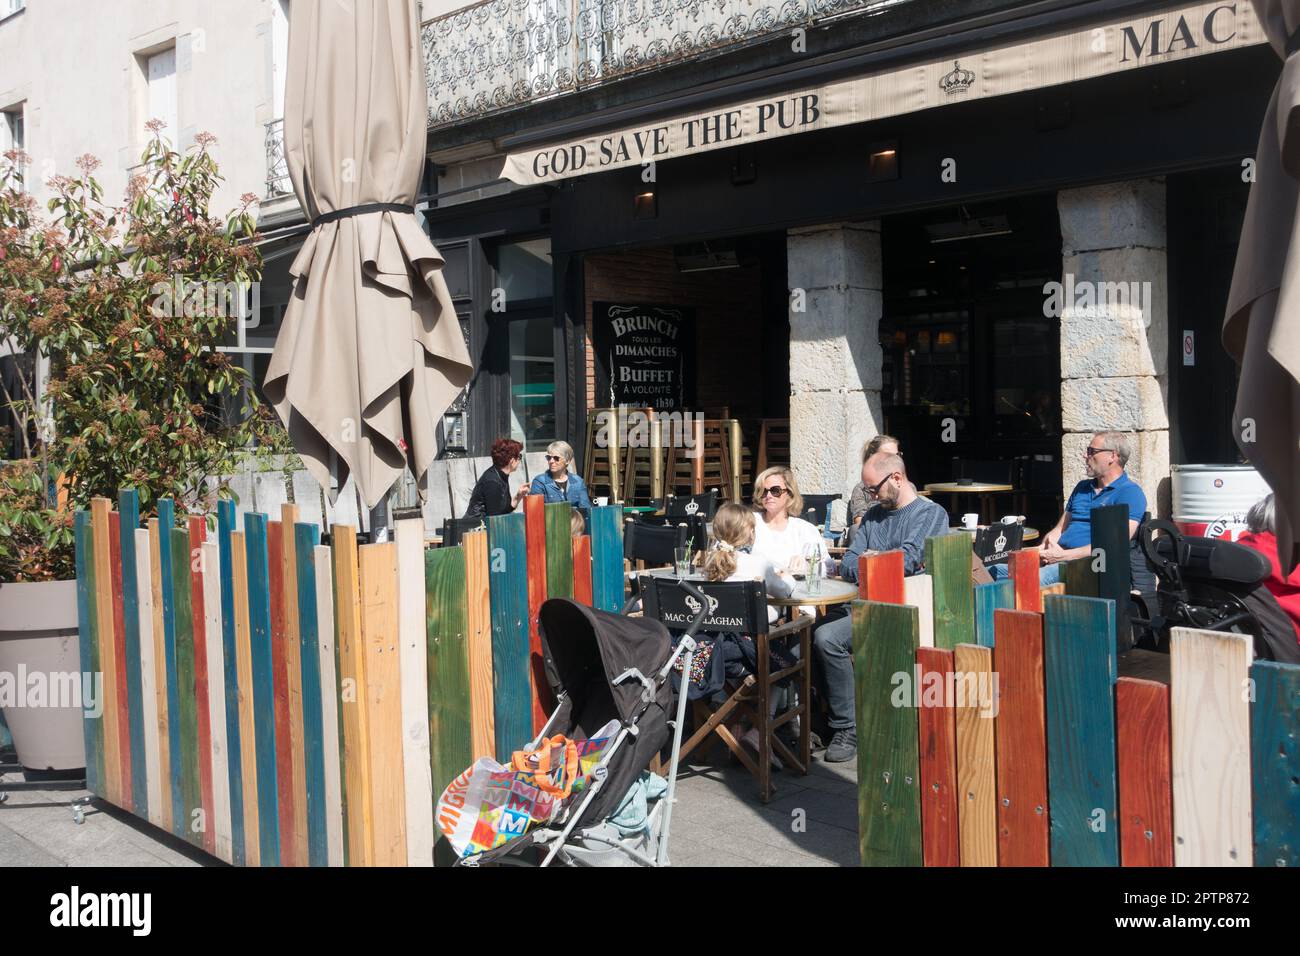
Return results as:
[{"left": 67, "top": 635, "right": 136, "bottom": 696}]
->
[{"left": 0, "top": 579, "right": 87, "bottom": 772}]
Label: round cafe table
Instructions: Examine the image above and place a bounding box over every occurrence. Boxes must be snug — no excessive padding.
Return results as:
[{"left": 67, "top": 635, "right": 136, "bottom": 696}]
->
[
  {"left": 766, "top": 578, "right": 859, "bottom": 611},
  {"left": 952, "top": 525, "right": 1040, "bottom": 543},
  {"left": 925, "top": 481, "right": 1014, "bottom": 524}
]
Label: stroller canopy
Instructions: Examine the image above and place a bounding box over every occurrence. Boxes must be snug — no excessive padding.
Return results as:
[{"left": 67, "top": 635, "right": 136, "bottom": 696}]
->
[{"left": 539, "top": 599, "right": 672, "bottom": 728}]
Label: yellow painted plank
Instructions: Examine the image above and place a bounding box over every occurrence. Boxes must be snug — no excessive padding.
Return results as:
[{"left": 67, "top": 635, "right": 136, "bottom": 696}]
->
[{"left": 359, "top": 541, "right": 406, "bottom": 866}]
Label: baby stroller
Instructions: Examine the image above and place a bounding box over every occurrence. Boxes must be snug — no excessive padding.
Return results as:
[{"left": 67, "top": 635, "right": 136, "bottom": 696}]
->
[
  {"left": 463, "top": 581, "right": 711, "bottom": 867},
  {"left": 1130, "top": 515, "right": 1300, "bottom": 664}
]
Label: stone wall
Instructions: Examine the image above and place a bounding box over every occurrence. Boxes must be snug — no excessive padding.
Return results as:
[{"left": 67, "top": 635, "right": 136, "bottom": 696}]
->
[
  {"left": 1057, "top": 180, "right": 1171, "bottom": 516},
  {"left": 786, "top": 221, "right": 883, "bottom": 496}
]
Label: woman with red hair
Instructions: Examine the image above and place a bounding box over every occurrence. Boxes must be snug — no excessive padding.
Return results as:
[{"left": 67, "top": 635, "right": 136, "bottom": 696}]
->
[{"left": 463, "top": 438, "right": 528, "bottom": 520}]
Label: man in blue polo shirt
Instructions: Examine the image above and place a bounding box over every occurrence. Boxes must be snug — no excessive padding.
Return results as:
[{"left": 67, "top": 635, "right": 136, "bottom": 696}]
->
[{"left": 1035, "top": 430, "right": 1147, "bottom": 586}]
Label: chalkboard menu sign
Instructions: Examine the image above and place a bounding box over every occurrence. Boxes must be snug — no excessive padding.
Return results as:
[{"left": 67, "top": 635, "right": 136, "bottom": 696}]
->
[{"left": 593, "top": 302, "right": 694, "bottom": 410}]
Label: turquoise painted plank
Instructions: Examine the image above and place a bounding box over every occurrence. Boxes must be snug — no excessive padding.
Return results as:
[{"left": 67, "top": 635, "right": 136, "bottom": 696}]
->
[
  {"left": 117, "top": 488, "right": 147, "bottom": 818},
  {"left": 974, "top": 580, "right": 1014, "bottom": 649},
  {"left": 488, "top": 512, "right": 531, "bottom": 760},
  {"left": 1043, "top": 594, "right": 1118, "bottom": 866},
  {"left": 1251, "top": 660, "right": 1300, "bottom": 867},
  {"left": 295, "top": 521, "right": 327, "bottom": 867},
  {"left": 74, "top": 511, "right": 103, "bottom": 796},
  {"left": 243, "top": 512, "right": 281, "bottom": 866},
  {"left": 217, "top": 499, "right": 245, "bottom": 866},
  {"left": 590, "top": 505, "right": 624, "bottom": 613},
  {"left": 156, "top": 497, "right": 184, "bottom": 838}
]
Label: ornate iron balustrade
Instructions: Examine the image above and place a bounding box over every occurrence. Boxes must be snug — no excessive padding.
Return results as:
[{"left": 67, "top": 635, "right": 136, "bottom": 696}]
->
[
  {"left": 421, "top": 0, "right": 912, "bottom": 127},
  {"left": 264, "top": 117, "right": 292, "bottom": 198}
]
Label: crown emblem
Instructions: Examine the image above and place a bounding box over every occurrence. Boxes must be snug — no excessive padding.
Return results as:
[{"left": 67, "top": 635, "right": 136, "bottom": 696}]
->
[
  {"left": 939, "top": 60, "right": 975, "bottom": 96},
  {"left": 684, "top": 500, "right": 699, "bottom": 514},
  {"left": 684, "top": 594, "right": 719, "bottom": 615},
  {"left": 994, "top": 531, "right": 1007, "bottom": 553}
]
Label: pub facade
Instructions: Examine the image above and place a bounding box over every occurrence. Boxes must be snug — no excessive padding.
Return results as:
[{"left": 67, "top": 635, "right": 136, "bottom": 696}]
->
[{"left": 416, "top": 0, "right": 1271, "bottom": 529}]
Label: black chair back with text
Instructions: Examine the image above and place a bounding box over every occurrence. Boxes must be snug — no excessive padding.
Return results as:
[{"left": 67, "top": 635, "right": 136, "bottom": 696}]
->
[
  {"left": 640, "top": 576, "right": 768, "bottom": 636},
  {"left": 663, "top": 490, "right": 719, "bottom": 520},
  {"left": 973, "top": 521, "right": 1024, "bottom": 566}
]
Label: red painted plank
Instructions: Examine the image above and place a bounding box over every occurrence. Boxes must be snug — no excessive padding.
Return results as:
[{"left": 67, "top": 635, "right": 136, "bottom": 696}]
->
[
  {"left": 917, "top": 646, "right": 959, "bottom": 867},
  {"left": 858, "top": 550, "right": 905, "bottom": 604},
  {"left": 187, "top": 516, "right": 215, "bottom": 855},
  {"left": 572, "top": 535, "right": 593, "bottom": 607},
  {"left": 108, "top": 512, "right": 133, "bottom": 809},
  {"left": 523, "top": 495, "right": 549, "bottom": 733},
  {"left": 1117, "top": 677, "right": 1173, "bottom": 867},
  {"left": 267, "top": 521, "right": 296, "bottom": 865},
  {"left": 992, "top": 609, "right": 1049, "bottom": 866},
  {"left": 1008, "top": 550, "right": 1041, "bottom": 613}
]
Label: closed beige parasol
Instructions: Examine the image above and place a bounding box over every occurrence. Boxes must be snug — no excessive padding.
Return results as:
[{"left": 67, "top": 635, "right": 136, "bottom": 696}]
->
[
  {"left": 1226, "top": 0, "right": 1300, "bottom": 573},
  {"left": 264, "top": 0, "right": 472, "bottom": 512}
]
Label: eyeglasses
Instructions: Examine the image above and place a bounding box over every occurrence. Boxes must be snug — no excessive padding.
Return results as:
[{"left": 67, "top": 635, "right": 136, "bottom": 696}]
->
[
  {"left": 759, "top": 486, "right": 788, "bottom": 499},
  {"left": 866, "top": 473, "right": 897, "bottom": 498},
  {"left": 1085, "top": 447, "right": 1113, "bottom": 458},
  {"left": 545, "top": 455, "right": 564, "bottom": 462}
]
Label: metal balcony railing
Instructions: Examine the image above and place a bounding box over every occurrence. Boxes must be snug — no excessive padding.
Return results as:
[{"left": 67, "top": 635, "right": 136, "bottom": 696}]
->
[
  {"left": 264, "top": 117, "right": 292, "bottom": 198},
  {"left": 421, "top": 0, "right": 913, "bottom": 128}
]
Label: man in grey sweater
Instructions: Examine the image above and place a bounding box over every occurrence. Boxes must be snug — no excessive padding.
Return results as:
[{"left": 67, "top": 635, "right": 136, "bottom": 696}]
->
[{"left": 816, "top": 452, "right": 949, "bottom": 762}]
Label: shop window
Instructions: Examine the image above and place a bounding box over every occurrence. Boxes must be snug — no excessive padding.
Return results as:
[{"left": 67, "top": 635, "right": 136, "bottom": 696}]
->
[{"left": 490, "top": 237, "right": 555, "bottom": 452}]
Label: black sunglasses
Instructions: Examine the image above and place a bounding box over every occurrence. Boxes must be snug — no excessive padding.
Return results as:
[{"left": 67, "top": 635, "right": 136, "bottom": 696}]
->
[
  {"left": 759, "top": 486, "right": 788, "bottom": 498},
  {"left": 866, "top": 472, "right": 897, "bottom": 498},
  {"left": 1085, "top": 447, "right": 1114, "bottom": 458},
  {"left": 546, "top": 454, "right": 564, "bottom": 462}
]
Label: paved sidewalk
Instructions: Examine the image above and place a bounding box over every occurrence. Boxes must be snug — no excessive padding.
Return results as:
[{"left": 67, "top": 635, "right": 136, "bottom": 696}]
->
[{"left": 1, "top": 751, "right": 858, "bottom": 867}]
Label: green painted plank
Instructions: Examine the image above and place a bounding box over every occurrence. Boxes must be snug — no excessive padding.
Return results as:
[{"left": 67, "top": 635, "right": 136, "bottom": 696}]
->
[
  {"left": 156, "top": 498, "right": 183, "bottom": 837},
  {"left": 74, "top": 511, "right": 104, "bottom": 796},
  {"left": 244, "top": 512, "right": 280, "bottom": 866},
  {"left": 426, "top": 545, "right": 473, "bottom": 852},
  {"left": 216, "top": 499, "right": 245, "bottom": 866},
  {"left": 1091, "top": 504, "right": 1131, "bottom": 648},
  {"left": 590, "top": 505, "right": 624, "bottom": 613},
  {"left": 295, "top": 522, "right": 327, "bottom": 867},
  {"left": 1251, "top": 660, "right": 1300, "bottom": 867},
  {"left": 1061, "top": 555, "right": 1099, "bottom": 598},
  {"left": 544, "top": 502, "right": 575, "bottom": 600},
  {"left": 118, "top": 489, "right": 147, "bottom": 817},
  {"left": 488, "top": 512, "right": 531, "bottom": 760},
  {"left": 974, "top": 580, "right": 1013, "bottom": 649},
  {"left": 852, "top": 599, "right": 922, "bottom": 866},
  {"left": 169, "top": 526, "right": 201, "bottom": 848},
  {"left": 925, "top": 532, "right": 974, "bottom": 651},
  {"left": 1043, "top": 594, "right": 1118, "bottom": 866}
]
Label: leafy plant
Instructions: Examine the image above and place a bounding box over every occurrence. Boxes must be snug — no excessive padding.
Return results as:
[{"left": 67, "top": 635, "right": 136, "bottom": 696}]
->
[{"left": 0, "top": 126, "right": 282, "bottom": 581}]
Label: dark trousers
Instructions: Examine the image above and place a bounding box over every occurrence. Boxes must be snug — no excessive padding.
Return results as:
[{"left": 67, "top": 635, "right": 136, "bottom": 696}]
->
[{"left": 810, "top": 608, "right": 855, "bottom": 731}]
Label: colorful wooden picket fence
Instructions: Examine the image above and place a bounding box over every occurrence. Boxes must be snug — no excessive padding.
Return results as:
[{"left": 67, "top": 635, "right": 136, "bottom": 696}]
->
[
  {"left": 854, "top": 522, "right": 1300, "bottom": 868},
  {"left": 74, "top": 493, "right": 626, "bottom": 866}
]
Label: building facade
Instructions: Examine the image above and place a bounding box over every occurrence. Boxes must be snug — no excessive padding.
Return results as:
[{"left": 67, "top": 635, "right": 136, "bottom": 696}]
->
[{"left": 421, "top": 0, "right": 1270, "bottom": 530}]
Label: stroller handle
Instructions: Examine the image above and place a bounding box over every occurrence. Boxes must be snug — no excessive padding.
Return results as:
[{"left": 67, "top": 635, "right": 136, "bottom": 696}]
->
[{"left": 675, "top": 577, "right": 713, "bottom": 637}]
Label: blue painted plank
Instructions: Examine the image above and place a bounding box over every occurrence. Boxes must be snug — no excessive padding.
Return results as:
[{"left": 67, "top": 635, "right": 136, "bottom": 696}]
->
[
  {"left": 74, "top": 511, "right": 103, "bottom": 795},
  {"left": 1043, "top": 594, "right": 1118, "bottom": 866},
  {"left": 156, "top": 497, "right": 184, "bottom": 838},
  {"left": 217, "top": 499, "right": 246, "bottom": 866},
  {"left": 117, "top": 488, "right": 147, "bottom": 818},
  {"left": 243, "top": 512, "right": 281, "bottom": 866},
  {"left": 590, "top": 505, "right": 624, "bottom": 614},
  {"left": 1251, "top": 660, "right": 1300, "bottom": 867},
  {"left": 488, "top": 512, "right": 531, "bottom": 760},
  {"left": 295, "top": 521, "right": 327, "bottom": 867},
  {"left": 974, "top": 580, "right": 1014, "bottom": 649}
]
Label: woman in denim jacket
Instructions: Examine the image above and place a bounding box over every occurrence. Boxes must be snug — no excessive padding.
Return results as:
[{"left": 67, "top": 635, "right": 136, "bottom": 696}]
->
[{"left": 529, "top": 440, "right": 592, "bottom": 517}]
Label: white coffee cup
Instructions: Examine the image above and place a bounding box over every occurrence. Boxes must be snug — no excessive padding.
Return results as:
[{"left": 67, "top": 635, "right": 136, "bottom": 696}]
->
[
  {"left": 595, "top": 496, "right": 609, "bottom": 507},
  {"left": 962, "top": 513, "right": 979, "bottom": 530}
]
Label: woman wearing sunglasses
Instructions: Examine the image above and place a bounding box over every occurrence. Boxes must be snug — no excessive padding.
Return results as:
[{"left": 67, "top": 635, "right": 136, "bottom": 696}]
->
[
  {"left": 528, "top": 440, "right": 592, "bottom": 517},
  {"left": 751, "top": 465, "right": 826, "bottom": 576}
]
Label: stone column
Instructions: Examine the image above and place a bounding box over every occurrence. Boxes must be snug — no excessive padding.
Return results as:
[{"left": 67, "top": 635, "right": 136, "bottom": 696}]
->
[
  {"left": 786, "top": 221, "right": 883, "bottom": 495},
  {"left": 1057, "top": 180, "right": 1171, "bottom": 516}
]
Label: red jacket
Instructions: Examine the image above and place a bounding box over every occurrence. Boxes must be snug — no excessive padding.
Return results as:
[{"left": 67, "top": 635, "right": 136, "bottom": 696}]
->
[{"left": 1238, "top": 531, "right": 1300, "bottom": 644}]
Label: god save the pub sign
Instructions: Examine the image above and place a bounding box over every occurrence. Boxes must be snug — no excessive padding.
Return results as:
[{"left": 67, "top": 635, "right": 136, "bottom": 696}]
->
[{"left": 594, "top": 303, "right": 695, "bottom": 411}]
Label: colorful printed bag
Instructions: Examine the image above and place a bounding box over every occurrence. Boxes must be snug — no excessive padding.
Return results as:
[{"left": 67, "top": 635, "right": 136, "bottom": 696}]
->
[{"left": 435, "top": 719, "right": 620, "bottom": 860}]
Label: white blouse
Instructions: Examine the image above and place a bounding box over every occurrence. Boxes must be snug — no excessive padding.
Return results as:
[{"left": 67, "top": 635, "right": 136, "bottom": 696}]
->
[
  {"left": 726, "top": 550, "right": 792, "bottom": 624},
  {"left": 752, "top": 514, "right": 825, "bottom": 573}
]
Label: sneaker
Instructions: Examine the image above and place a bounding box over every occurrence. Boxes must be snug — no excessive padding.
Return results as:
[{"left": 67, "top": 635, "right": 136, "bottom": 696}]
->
[
  {"left": 823, "top": 728, "right": 857, "bottom": 763},
  {"left": 740, "top": 728, "right": 783, "bottom": 771}
]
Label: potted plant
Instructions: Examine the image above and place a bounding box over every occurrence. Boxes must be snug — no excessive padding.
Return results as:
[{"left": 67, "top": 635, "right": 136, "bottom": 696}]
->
[{"left": 0, "top": 126, "right": 280, "bottom": 772}]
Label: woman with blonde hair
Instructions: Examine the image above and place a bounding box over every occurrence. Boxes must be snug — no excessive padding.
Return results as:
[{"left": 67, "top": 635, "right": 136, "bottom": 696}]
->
[
  {"left": 751, "top": 465, "right": 825, "bottom": 575},
  {"left": 529, "top": 439, "right": 592, "bottom": 517}
]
